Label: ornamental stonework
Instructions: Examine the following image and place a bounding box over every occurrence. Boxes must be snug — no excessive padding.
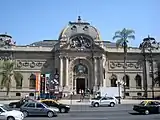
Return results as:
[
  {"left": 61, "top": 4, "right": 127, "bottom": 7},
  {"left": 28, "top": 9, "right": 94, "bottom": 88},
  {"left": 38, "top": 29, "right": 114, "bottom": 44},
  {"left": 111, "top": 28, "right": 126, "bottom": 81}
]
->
[
  {"left": 0, "top": 53, "right": 12, "bottom": 60},
  {"left": 16, "top": 59, "right": 48, "bottom": 69},
  {"left": 109, "top": 60, "right": 142, "bottom": 71}
]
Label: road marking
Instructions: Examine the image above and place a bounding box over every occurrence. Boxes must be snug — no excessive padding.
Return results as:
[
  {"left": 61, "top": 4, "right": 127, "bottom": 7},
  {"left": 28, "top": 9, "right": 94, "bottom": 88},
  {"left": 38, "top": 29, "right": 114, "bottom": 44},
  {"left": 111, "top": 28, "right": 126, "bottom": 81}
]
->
[{"left": 25, "top": 117, "right": 108, "bottom": 120}]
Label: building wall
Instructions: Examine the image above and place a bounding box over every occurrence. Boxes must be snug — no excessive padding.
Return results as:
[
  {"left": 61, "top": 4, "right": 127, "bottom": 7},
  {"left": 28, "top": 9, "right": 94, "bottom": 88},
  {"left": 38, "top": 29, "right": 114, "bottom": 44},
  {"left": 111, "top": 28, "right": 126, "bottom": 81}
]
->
[{"left": 0, "top": 45, "right": 160, "bottom": 98}]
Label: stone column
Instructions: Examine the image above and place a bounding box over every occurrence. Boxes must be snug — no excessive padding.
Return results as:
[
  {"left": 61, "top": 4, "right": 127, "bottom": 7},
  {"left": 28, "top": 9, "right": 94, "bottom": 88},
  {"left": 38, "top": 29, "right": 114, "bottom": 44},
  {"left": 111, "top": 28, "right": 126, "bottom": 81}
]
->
[
  {"left": 99, "top": 57, "right": 103, "bottom": 87},
  {"left": 59, "top": 56, "right": 63, "bottom": 87},
  {"left": 94, "top": 57, "right": 98, "bottom": 87},
  {"left": 65, "top": 56, "right": 69, "bottom": 86},
  {"left": 103, "top": 58, "right": 107, "bottom": 87}
]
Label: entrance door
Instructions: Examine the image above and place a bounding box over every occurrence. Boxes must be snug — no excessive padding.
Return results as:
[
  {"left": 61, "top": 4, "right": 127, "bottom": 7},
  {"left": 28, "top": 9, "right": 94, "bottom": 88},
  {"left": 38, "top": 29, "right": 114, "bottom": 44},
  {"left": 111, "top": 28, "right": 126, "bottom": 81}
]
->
[{"left": 76, "top": 78, "right": 85, "bottom": 94}]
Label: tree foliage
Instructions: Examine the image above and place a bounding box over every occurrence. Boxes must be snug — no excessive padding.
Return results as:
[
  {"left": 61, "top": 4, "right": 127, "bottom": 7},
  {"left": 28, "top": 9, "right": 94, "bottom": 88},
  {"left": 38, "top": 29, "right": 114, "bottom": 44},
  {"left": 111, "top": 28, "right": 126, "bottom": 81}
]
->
[{"left": 0, "top": 60, "right": 23, "bottom": 96}]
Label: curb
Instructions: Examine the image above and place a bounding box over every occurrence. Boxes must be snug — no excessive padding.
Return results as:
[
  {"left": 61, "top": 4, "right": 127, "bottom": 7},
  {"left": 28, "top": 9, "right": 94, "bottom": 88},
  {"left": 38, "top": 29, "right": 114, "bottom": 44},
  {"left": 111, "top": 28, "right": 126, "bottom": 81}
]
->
[{"left": 0, "top": 99, "right": 146, "bottom": 105}]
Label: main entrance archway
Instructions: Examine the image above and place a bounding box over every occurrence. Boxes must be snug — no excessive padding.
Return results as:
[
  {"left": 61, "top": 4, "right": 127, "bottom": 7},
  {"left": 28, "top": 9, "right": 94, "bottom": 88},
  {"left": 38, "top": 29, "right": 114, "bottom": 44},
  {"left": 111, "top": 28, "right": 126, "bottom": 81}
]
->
[
  {"left": 76, "top": 78, "right": 85, "bottom": 94},
  {"left": 71, "top": 58, "right": 92, "bottom": 94}
]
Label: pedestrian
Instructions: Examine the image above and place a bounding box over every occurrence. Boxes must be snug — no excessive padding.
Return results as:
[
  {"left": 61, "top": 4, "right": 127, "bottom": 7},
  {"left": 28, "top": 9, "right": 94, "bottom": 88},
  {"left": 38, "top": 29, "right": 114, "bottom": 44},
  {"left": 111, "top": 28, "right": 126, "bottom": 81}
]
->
[
  {"left": 79, "top": 89, "right": 82, "bottom": 101},
  {"left": 81, "top": 89, "right": 84, "bottom": 101},
  {"left": 37, "top": 95, "right": 40, "bottom": 100}
]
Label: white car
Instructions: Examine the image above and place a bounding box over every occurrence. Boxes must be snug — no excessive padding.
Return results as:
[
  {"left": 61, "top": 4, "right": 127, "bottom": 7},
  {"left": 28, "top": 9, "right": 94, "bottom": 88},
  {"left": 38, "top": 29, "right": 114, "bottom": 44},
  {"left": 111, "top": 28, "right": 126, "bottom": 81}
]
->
[
  {"left": 0, "top": 104, "right": 24, "bottom": 120},
  {"left": 90, "top": 96, "right": 118, "bottom": 107}
]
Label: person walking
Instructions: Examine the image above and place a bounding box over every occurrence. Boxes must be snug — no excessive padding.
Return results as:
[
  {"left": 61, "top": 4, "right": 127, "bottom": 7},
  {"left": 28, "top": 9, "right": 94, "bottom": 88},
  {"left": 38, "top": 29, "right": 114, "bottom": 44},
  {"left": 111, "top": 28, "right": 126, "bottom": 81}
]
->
[
  {"left": 79, "top": 89, "right": 82, "bottom": 101},
  {"left": 81, "top": 89, "right": 84, "bottom": 101}
]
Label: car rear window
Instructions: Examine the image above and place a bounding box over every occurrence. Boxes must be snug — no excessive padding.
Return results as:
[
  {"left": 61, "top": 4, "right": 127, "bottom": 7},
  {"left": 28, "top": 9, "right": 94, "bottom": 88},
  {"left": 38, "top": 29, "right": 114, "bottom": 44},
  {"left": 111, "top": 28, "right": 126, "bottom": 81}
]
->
[
  {"left": 139, "top": 101, "right": 147, "bottom": 105},
  {"left": 36, "top": 103, "right": 45, "bottom": 108}
]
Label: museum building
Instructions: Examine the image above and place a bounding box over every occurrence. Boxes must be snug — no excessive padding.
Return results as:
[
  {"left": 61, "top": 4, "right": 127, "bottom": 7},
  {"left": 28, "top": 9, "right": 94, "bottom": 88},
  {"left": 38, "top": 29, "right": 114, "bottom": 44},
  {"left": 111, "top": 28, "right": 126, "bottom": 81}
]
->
[{"left": 0, "top": 17, "right": 160, "bottom": 99}]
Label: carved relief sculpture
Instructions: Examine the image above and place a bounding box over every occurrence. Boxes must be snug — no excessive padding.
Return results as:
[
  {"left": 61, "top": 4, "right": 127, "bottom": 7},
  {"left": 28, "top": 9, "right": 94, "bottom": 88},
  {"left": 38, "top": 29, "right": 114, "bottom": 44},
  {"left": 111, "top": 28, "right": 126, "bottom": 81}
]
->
[
  {"left": 16, "top": 60, "right": 46, "bottom": 69},
  {"left": 109, "top": 60, "right": 141, "bottom": 71},
  {"left": 70, "top": 35, "right": 92, "bottom": 49}
]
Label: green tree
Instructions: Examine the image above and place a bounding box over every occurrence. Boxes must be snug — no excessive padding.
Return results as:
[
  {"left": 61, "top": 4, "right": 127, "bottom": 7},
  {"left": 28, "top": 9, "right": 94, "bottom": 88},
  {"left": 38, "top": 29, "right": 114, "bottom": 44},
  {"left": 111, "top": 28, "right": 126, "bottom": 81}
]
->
[
  {"left": 0, "top": 60, "right": 23, "bottom": 96},
  {"left": 113, "top": 28, "right": 135, "bottom": 98}
]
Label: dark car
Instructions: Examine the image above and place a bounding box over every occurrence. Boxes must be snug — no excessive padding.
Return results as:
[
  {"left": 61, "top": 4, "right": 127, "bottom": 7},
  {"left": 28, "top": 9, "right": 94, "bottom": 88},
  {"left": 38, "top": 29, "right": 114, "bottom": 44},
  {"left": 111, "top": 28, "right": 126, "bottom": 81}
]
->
[
  {"left": 9, "top": 98, "right": 37, "bottom": 108},
  {"left": 9, "top": 99, "right": 25, "bottom": 108},
  {"left": 40, "top": 99, "right": 70, "bottom": 113},
  {"left": 133, "top": 100, "right": 160, "bottom": 115}
]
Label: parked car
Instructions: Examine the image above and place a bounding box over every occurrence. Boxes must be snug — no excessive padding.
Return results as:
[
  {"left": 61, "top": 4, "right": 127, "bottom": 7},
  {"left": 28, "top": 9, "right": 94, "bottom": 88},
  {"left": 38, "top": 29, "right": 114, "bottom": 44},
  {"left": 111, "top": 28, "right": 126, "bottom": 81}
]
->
[
  {"left": 0, "top": 104, "right": 24, "bottom": 120},
  {"left": 9, "top": 98, "right": 37, "bottom": 108},
  {"left": 20, "top": 102, "right": 59, "bottom": 117},
  {"left": 133, "top": 100, "right": 160, "bottom": 115},
  {"left": 90, "top": 96, "right": 118, "bottom": 107},
  {"left": 40, "top": 99, "right": 70, "bottom": 113},
  {"left": 9, "top": 100, "right": 25, "bottom": 108}
]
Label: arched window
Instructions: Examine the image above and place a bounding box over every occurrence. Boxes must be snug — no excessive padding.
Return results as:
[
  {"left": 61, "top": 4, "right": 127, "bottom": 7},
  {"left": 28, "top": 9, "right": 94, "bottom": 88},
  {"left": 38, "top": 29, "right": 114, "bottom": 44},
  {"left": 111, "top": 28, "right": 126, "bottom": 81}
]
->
[
  {"left": 29, "top": 74, "right": 36, "bottom": 89},
  {"left": 74, "top": 64, "right": 88, "bottom": 74},
  {"left": 135, "top": 74, "right": 142, "bottom": 89},
  {"left": 110, "top": 74, "right": 117, "bottom": 87},
  {"left": 16, "top": 78, "right": 23, "bottom": 89},
  {"left": 123, "top": 75, "right": 130, "bottom": 89}
]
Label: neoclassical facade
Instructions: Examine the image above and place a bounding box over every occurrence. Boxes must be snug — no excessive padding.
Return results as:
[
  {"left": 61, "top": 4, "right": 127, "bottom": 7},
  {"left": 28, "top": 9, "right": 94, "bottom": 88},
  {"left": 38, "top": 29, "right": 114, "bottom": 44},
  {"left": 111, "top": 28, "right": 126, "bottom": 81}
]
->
[{"left": 0, "top": 17, "right": 160, "bottom": 98}]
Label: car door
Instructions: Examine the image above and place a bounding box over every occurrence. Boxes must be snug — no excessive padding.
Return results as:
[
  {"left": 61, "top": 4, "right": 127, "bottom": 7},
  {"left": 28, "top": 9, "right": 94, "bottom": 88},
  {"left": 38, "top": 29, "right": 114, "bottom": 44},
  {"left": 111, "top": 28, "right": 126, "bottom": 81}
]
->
[
  {"left": 35, "top": 103, "right": 46, "bottom": 115},
  {"left": 0, "top": 108, "right": 5, "bottom": 120},
  {"left": 147, "top": 101, "right": 158, "bottom": 113},
  {"left": 100, "top": 97, "right": 109, "bottom": 106},
  {"left": 51, "top": 101, "right": 59, "bottom": 108},
  {"left": 158, "top": 102, "right": 160, "bottom": 113},
  {"left": 153, "top": 101, "right": 160, "bottom": 113},
  {"left": 26, "top": 103, "right": 36, "bottom": 115}
]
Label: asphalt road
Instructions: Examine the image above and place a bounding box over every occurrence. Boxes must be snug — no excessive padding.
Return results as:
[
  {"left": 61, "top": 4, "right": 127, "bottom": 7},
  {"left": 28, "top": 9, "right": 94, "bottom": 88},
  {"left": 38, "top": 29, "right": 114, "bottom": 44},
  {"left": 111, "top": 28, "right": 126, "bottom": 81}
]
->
[{"left": 22, "top": 104, "right": 160, "bottom": 120}]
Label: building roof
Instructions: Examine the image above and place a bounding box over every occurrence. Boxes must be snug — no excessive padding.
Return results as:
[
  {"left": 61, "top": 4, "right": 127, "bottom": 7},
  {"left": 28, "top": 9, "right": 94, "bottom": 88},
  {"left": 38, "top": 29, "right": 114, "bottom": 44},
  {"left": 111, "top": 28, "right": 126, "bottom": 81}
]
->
[
  {"left": 29, "top": 40, "right": 58, "bottom": 47},
  {"left": 29, "top": 39, "right": 118, "bottom": 48},
  {"left": 58, "top": 16, "right": 101, "bottom": 41}
]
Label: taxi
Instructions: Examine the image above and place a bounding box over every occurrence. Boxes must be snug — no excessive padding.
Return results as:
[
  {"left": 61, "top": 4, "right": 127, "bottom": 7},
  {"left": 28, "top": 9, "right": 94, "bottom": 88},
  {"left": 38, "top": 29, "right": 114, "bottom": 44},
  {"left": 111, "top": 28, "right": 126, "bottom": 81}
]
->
[
  {"left": 40, "top": 99, "right": 70, "bottom": 113},
  {"left": 133, "top": 100, "right": 160, "bottom": 115}
]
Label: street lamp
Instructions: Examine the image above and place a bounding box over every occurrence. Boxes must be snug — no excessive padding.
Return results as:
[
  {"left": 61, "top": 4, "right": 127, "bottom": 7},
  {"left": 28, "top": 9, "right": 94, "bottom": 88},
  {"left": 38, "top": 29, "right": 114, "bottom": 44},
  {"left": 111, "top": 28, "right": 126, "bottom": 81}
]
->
[
  {"left": 139, "top": 35, "right": 159, "bottom": 99},
  {"left": 116, "top": 80, "right": 126, "bottom": 104}
]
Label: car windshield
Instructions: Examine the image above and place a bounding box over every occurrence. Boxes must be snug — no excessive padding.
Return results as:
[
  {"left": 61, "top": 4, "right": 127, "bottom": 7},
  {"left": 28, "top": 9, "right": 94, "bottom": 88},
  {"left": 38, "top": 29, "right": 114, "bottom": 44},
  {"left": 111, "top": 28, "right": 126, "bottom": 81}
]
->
[
  {"left": 1, "top": 105, "right": 12, "bottom": 111},
  {"left": 139, "top": 101, "right": 146, "bottom": 106},
  {"left": 92, "top": 96, "right": 102, "bottom": 100}
]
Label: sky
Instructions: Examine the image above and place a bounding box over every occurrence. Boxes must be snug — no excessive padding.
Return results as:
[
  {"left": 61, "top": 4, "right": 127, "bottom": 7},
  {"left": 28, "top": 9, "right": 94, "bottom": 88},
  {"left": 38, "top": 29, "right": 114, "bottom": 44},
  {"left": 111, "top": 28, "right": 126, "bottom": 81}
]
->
[{"left": 0, "top": 0, "right": 159, "bottom": 47}]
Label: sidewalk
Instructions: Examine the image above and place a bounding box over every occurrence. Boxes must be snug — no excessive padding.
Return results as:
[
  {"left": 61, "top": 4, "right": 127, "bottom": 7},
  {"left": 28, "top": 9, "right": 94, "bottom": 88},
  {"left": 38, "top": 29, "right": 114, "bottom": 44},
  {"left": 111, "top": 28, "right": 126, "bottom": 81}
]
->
[
  {"left": 0, "top": 99, "right": 149, "bottom": 105},
  {"left": 58, "top": 99, "right": 143, "bottom": 105}
]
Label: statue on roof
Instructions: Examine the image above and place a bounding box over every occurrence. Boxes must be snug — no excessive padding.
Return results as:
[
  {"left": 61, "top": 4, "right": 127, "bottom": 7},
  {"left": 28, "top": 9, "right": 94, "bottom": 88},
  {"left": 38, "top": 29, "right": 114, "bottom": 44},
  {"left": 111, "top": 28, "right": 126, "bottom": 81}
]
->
[{"left": 0, "top": 33, "right": 16, "bottom": 48}]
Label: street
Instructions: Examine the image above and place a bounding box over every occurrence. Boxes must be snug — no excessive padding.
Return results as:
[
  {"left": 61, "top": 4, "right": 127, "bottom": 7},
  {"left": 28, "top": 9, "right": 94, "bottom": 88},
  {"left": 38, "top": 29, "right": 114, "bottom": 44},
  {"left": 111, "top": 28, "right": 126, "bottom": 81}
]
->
[{"left": 23, "top": 104, "right": 160, "bottom": 120}]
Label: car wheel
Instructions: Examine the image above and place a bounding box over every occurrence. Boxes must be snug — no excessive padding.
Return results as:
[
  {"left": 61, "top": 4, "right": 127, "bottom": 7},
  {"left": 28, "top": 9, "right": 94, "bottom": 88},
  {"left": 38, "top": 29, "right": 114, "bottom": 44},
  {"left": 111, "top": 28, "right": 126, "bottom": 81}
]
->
[
  {"left": 60, "top": 108, "right": 66, "bottom": 113},
  {"left": 110, "top": 102, "right": 115, "bottom": 107},
  {"left": 7, "top": 116, "right": 15, "bottom": 120},
  {"left": 94, "top": 103, "right": 99, "bottom": 107},
  {"left": 23, "top": 111, "right": 28, "bottom": 117},
  {"left": 12, "top": 104, "right": 16, "bottom": 108},
  {"left": 47, "top": 111, "right": 54, "bottom": 118},
  {"left": 144, "top": 110, "right": 149, "bottom": 115}
]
